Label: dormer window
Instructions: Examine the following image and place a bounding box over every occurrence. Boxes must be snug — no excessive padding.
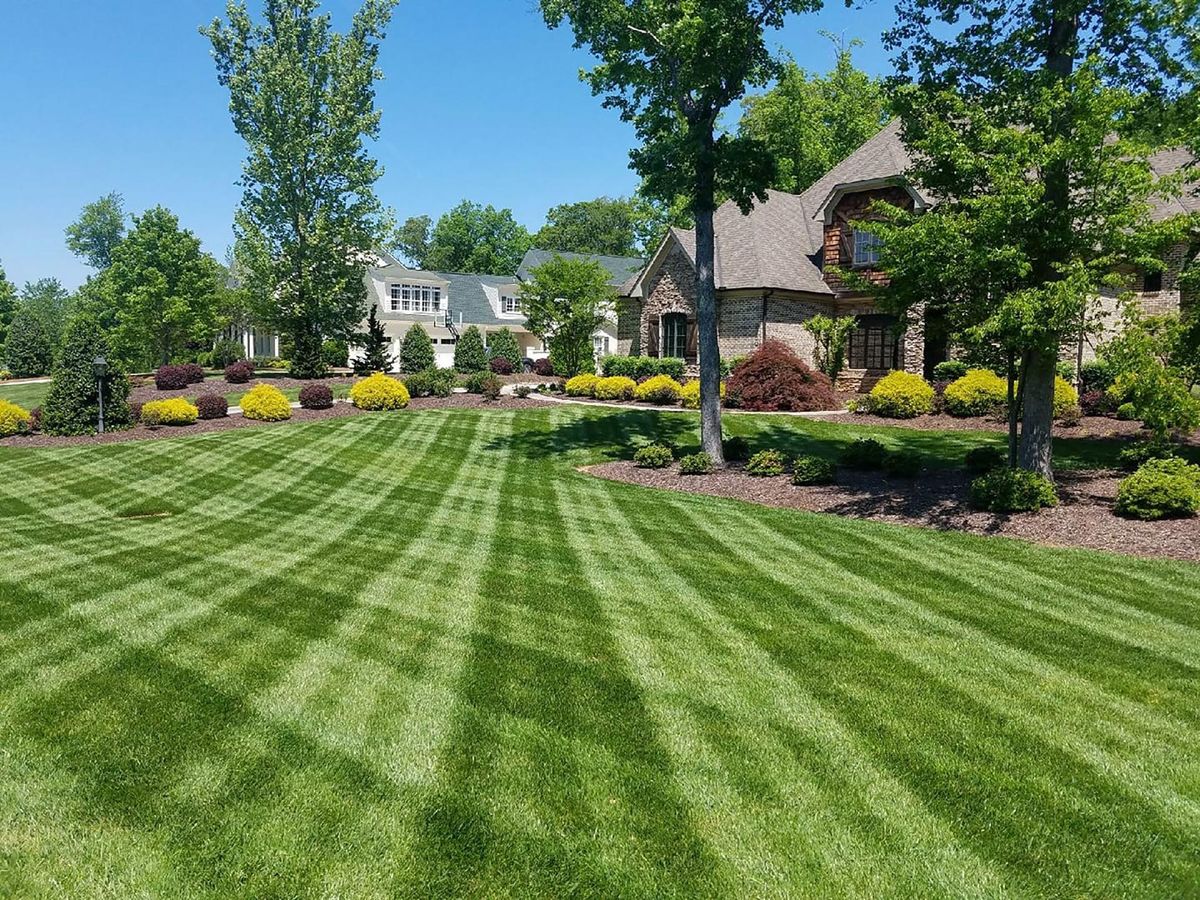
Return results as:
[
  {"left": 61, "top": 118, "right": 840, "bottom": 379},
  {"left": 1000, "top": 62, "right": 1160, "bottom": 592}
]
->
[
  {"left": 502, "top": 295, "right": 522, "bottom": 314},
  {"left": 853, "top": 229, "right": 883, "bottom": 267},
  {"left": 389, "top": 283, "right": 441, "bottom": 313}
]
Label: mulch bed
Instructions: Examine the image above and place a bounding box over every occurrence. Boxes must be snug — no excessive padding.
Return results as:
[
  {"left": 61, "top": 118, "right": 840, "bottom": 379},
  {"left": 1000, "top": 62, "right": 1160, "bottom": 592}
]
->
[
  {"left": 407, "top": 394, "right": 546, "bottom": 411},
  {"left": 128, "top": 375, "right": 359, "bottom": 405},
  {"left": 587, "top": 460, "right": 1200, "bottom": 563}
]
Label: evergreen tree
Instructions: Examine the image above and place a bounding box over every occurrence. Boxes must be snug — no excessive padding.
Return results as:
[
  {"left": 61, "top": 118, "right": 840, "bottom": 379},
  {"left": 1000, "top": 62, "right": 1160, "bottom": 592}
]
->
[
  {"left": 42, "top": 314, "right": 131, "bottom": 435},
  {"left": 399, "top": 323, "right": 436, "bottom": 373},
  {"left": 0, "top": 261, "right": 15, "bottom": 350},
  {"left": 454, "top": 325, "right": 489, "bottom": 372},
  {"left": 486, "top": 327, "right": 522, "bottom": 369},
  {"left": 353, "top": 305, "right": 395, "bottom": 374},
  {"left": 4, "top": 305, "right": 54, "bottom": 377}
]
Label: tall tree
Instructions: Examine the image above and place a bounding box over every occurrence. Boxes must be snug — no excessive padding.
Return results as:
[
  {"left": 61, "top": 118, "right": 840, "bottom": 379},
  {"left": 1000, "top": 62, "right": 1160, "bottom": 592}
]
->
[
  {"left": 0, "top": 261, "right": 15, "bottom": 350},
  {"left": 203, "top": 0, "right": 398, "bottom": 379},
  {"left": 64, "top": 192, "right": 127, "bottom": 270},
  {"left": 3, "top": 306, "right": 54, "bottom": 378},
  {"left": 422, "top": 201, "right": 533, "bottom": 275},
  {"left": 519, "top": 255, "right": 613, "bottom": 377},
  {"left": 392, "top": 214, "right": 433, "bottom": 268},
  {"left": 17, "top": 277, "right": 72, "bottom": 355},
  {"left": 102, "top": 206, "right": 224, "bottom": 368},
  {"left": 534, "top": 196, "right": 661, "bottom": 256},
  {"left": 880, "top": 0, "right": 1198, "bottom": 477},
  {"left": 739, "top": 35, "right": 889, "bottom": 194},
  {"left": 539, "top": 0, "right": 827, "bottom": 464}
]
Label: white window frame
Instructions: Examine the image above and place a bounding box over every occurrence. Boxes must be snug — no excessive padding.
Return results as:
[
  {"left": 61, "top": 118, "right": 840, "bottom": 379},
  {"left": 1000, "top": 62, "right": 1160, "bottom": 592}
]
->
[
  {"left": 593, "top": 334, "right": 611, "bottom": 356},
  {"left": 501, "top": 295, "right": 522, "bottom": 315},
  {"left": 853, "top": 229, "right": 883, "bottom": 267},
  {"left": 389, "top": 283, "right": 442, "bottom": 314}
]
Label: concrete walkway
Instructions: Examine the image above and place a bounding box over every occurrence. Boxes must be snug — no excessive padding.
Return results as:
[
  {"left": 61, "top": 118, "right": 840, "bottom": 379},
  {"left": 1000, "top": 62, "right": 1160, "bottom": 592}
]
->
[{"left": 528, "top": 391, "right": 851, "bottom": 418}]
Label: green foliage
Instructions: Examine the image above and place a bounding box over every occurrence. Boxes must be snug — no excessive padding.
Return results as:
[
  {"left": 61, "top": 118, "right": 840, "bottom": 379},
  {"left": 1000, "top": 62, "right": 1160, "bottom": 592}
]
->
[
  {"left": 1080, "top": 359, "right": 1115, "bottom": 393},
  {"left": 520, "top": 255, "right": 613, "bottom": 378},
  {"left": 353, "top": 305, "right": 396, "bottom": 375},
  {"left": 802, "top": 313, "right": 858, "bottom": 381},
  {"left": 722, "top": 435, "right": 751, "bottom": 462},
  {"left": 965, "top": 445, "right": 1006, "bottom": 475},
  {"left": 486, "top": 327, "right": 522, "bottom": 369},
  {"left": 840, "top": 438, "right": 889, "bottom": 470},
  {"left": 17, "top": 278, "right": 72, "bottom": 357},
  {"left": 1116, "top": 402, "right": 1137, "bottom": 421},
  {"left": 633, "top": 375, "right": 683, "bottom": 405},
  {"left": 943, "top": 370, "right": 1008, "bottom": 418},
  {"left": 739, "top": 37, "right": 889, "bottom": 194},
  {"left": 932, "top": 360, "right": 969, "bottom": 382},
  {"left": 322, "top": 339, "right": 349, "bottom": 369},
  {"left": 633, "top": 443, "right": 674, "bottom": 469},
  {"left": 479, "top": 372, "right": 503, "bottom": 402},
  {"left": 399, "top": 324, "right": 436, "bottom": 374},
  {"left": 203, "top": 0, "right": 396, "bottom": 380},
  {"left": 101, "top": 206, "right": 223, "bottom": 369},
  {"left": 969, "top": 469, "right": 1058, "bottom": 513},
  {"left": 454, "top": 325, "right": 489, "bottom": 373},
  {"left": 1101, "top": 312, "right": 1200, "bottom": 438},
  {"left": 392, "top": 215, "right": 433, "bottom": 268},
  {"left": 42, "top": 314, "right": 131, "bottom": 435},
  {"left": 534, "top": 196, "right": 662, "bottom": 256},
  {"left": 64, "top": 192, "right": 126, "bottom": 270},
  {"left": 791, "top": 454, "right": 836, "bottom": 485},
  {"left": 884, "top": 449, "right": 924, "bottom": 478},
  {"left": 0, "top": 399, "right": 33, "bottom": 437},
  {"left": 1052, "top": 376, "right": 1080, "bottom": 419},
  {"left": 403, "top": 367, "right": 456, "bottom": 398},
  {"left": 211, "top": 338, "right": 246, "bottom": 369},
  {"left": 0, "top": 261, "right": 15, "bottom": 350},
  {"left": 601, "top": 355, "right": 685, "bottom": 380},
  {"left": 422, "top": 201, "right": 533, "bottom": 275},
  {"left": 4, "top": 305, "right": 54, "bottom": 377},
  {"left": 1115, "top": 458, "right": 1200, "bottom": 520},
  {"left": 745, "top": 449, "right": 786, "bottom": 477},
  {"left": 869, "top": 371, "right": 935, "bottom": 419},
  {"left": 1118, "top": 437, "right": 1177, "bottom": 471},
  {"left": 678, "top": 452, "right": 714, "bottom": 475}
]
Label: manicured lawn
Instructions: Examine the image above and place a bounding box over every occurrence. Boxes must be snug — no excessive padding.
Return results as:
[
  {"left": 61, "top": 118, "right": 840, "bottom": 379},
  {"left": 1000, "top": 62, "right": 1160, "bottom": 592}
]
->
[
  {"left": 0, "top": 405, "right": 1197, "bottom": 897},
  {"left": 0, "top": 379, "right": 52, "bottom": 409}
]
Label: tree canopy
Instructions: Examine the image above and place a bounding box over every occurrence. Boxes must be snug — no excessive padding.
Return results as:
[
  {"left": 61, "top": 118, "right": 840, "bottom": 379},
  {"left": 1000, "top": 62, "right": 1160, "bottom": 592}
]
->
[
  {"left": 17, "top": 277, "right": 72, "bottom": 354},
  {"left": 534, "top": 196, "right": 664, "bottom": 256},
  {"left": 0, "top": 262, "right": 15, "bottom": 351},
  {"left": 519, "top": 255, "right": 613, "bottom": 377},
  {"left": 417, "top": 201, "right": 533, "bottom": 275},
  {"left": 65, "top": 193, "right": 127, "bottom": 270}
]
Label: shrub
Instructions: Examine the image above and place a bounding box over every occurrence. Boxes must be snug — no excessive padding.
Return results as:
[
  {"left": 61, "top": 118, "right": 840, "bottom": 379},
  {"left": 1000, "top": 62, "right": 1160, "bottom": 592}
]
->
[
  {"left": 399, "top": 324, "right": 436, "bottom": 374},
  {"left": 868, "top": 371, "right": 935, "bottom": 419},
  {"left": 299, "top": 383, "right": 334, "bottom": 410},
  {"left": 479, "top": 373, "right": 502, "bottom": 401},
  {"left": 322, "top": 339, "right": 349, "bottom": 369},
  {"left": 155, "top": 365, "right": 191, "bottom": 391},
  {"left": 679, "top": 379, "right": 726, "bottom": 409},
  {"left": 725, "top": 340, "right": 838, "bottom": 412},
  {"left": 3, "top": 306, "right": 53, "bottom": 377},
  {"left": 565, "top": 373, "right": 599, "bottom": 397},
  {"left": 404, "top": 368, "right": 456, "bottom": 398},
  {"left": 225, "top": 360, "right": 255, "bottom": 384},
  {"left": 722, "top": 435, "right": 751, "bottom": 462},
  {"left": 792, "top": 454, "right": 836, "bottom": 485},
  {"left": 884, "top": 449, "right": 924, "bottom": 478},
  {"left": 965, "top": 445, "right": 1006, "bottom": 475},
  {"left": 210, "top": 338, "right": 245, "bottom": 369},
  {"left": 195, "top": 394, "right": 228, "bottom": 420},
  {"left": 0, "top": 369, "right": 11, "bottom": 381},
  {"left": 969, "top": 468, "right": 1058, "bottom": 513},
  {"left": 350, "top": 373, "right": 410, "bottom": 411},
  {"left": 532, "top": 357, "right": 554, "bottom": 376},
  {"left": 183, "top": 363, "right": 206, "bottom": 384},
  {"left": 1056, "top": 361, "right": 1077, "bottom": 381},
  {"left": 634, "top": 444, "right": 674, "bottom": 468},
  {"left": 943, "top": 369, "right": 1008, "bottom": 417},
  {"left": 1080, "top": 389, "right": 1112, "bottom": 416},
  {"left": 1058, "top": 403, "right": 1083, "bottom": 427},
  {"left": 1116, "top": 402, "right": 1137, "bottom": 421},
  {"left": 1115, "top": 458, "right": 1200, "bottom": 520},
  {"left": 634, "top": 375, "right": 683, "bottom": 405},
  {"left": 0, "top": 399, "right": 33, "bottom": 437},
  {"left": 1052, "top": 376, "right": 1079, "bottom": 418},
  {"left": 241, "top": 384, "right": 293, "bottom": 421},
  {"left": 1118, "top": 437, "right": 1177, "bottom": 471},
  {"left": 932, "top": 360, "right": 969, "bottom": 382},
  {"left": 489, "top": 357, "right": 514, "bottom": 375},
  {"left": 593, "top": 376, "right": 637, "bottom": 401},
  {"left": 803, "top": 313, "right": 857, "bottom": 381},
  {"left": 840, "top": 438, "right": 889, "bottom": 470},
  {"left": 28, "top": 406, "right": 42, "bottom": 432},
  {"left": 601, "top": 355, "right": 685, "bottom": 380},
  {"left": 1080, "top": 359, "right": 1115, "bottom": 393},
  {"left": 454, "top": 325, "right": 489, "bottom": 372},
  {"left": 487, "top": 327, "right": 522, "bottom": 370},
  {"left": 678, "top": 452, "right": 714, "bottom": 475},
  {"left": 129, "top": 401, "right": 143, "bottom": 424},
  {"left": 140, "top": 398, "right": 199, "bottom": 427},
  {"left": 42, "top": 314, "right": 131, "bottom": 436},
  {"left": 745, "top": 449, "right": 786, "bottom": 477},
  {"left": 514, "top": 384, "right": 532, "bottom": 399}
]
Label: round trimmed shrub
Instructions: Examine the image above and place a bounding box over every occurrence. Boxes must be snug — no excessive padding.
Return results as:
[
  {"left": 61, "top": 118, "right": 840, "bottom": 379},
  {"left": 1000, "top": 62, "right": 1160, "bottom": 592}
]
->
[
  {"left": 532, "top": 358, "right": 554, "bottom": 376},
  {"left": 745, "top": 449, "right": 786, "bottom": 477},
  {"left": 565, "top": 373, "right": 599, "bottom": 397},
  {"left": 299, "top": 383, "right": 334, "bottom": 410},
  {"left": 1118, "top": 437, "right": 1177, "bottom": 471},
  {"left": 725, "top": 340, "right": 838, "bottom": 412},
  {"left": 349, "top": 373, "right": 410, "bottom": 411},
  {"left": 479, "top": 372, "right": 502, "bottom": 401},
  {"left": 722, "top": 435, "right": 751, "bottom": 462},
  {"left": 0, "top": 399, "right": 33, "bottom": 437},
  {"left": 678, "top": 452, "right": 714, "bottom": 475},
  {"left": 969, "top": 468, "right": 1058, "bottom": 513},
  {"left": 224, "top": 360, "right": 255, "bottom": 384},
  {"left": 868, "top": 371, "right": 935, "bottom": 419},
  {"left": 1081, "top": 390, "right": 1112, "bottom": 417},
  {"left": 679, "top": 379, "right": 726, "bottom": 410},
  {"left": 195, "top": 394, "right": 228, "bottom": 420},
  {"left": 489, "top": 357, "right": 514, "bottom": 375},
  {"left": 634, "top": 444, "right": 674, "bottom": 469},
  {"left": 792, "top": 454, "right": 836, "bottom": 485},
  {"left": 1116, "top": 402, "right": 1137, "bottom": 421},
  {"left": 1115, "top": 458, "right": 1200, "bottom": 520},
  {"left": 1052, "top": 376, "right": 1079, "bottom": 419},
  {"left": 884, "top": 449, "right": 924, "bottom": 478},
  {"left": 634, "top": 375, "right": 683, "bottom": 405},
  {"left": 241, "top": 384, "right": 293, "bottom": 421},
  {"left": 154, "top": 365, "right": 191, "bottom": 391},
  {"left": 943, "top": 369, "right": 1008, "bottom": 417},
  {"left": 1080, "top": 359, "right": 1114, "bottom": 393},
  {"left": 840, "top": 438, "right": 889, "bottom": 470},
  {"left": 965, "top": 445, "right": 1006, "bottom": 475},
  {"left": 404, "top": 368, "right": 456, "bottom": 398},
  {"left": 181, "top": 363, "right": 205, "bottom": 385},
  {"left": 932, "top": 360, "right": 969, "bottom": 382},
  {"left": 593, "top": 376, "right": 637, "bottom": 401},
  {"left": 140, "top": 398, "right": 199, "bottom": 427}
]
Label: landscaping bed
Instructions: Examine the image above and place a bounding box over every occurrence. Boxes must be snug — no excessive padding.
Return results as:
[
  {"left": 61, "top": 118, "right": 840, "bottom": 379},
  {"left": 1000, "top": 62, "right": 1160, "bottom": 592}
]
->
[
  {"left": 818, "top": 408, "right": 1187, "bottom": 442},
  {"left": 128, "top": 374, "right": 358, "bottom": 406},
  {"left": 587, "top": 460, "right": 1200, "bottom": 562}
]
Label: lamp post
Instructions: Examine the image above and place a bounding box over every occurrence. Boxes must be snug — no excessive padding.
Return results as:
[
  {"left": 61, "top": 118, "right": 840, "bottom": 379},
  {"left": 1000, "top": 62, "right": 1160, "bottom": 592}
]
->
[{"left": 93, "top": 356, "right": 107, "bottom": 434}]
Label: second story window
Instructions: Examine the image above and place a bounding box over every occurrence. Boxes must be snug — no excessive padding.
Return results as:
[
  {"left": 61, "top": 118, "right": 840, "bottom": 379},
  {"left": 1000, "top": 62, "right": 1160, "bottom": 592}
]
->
[
  {"left": 501, "top": 295, "right": 522, "bottom": 314},
  {"left": 853, "top": 229, "right": 883, "bottom": 267},
  {"left": 389, "top": 283, "right": 441, "bottom": 313}
]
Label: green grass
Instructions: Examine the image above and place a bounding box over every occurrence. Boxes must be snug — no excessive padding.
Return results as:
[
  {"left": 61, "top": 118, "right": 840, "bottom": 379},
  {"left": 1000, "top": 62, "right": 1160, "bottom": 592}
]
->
[
  {"left": 0, "top": 378, "right": 354, "bottom": 412},
  {"left": 0, "top": 405, "right": 1197, "bottom": 897},
  {"left": 0, "top": 379, "right": 52, "bottom": 409}
]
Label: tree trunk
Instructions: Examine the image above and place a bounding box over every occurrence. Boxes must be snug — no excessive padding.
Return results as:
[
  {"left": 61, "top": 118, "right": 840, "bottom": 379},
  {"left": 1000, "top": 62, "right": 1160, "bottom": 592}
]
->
[
  {"left": 693, "top": 130, "right": 724, "bottom": 465},
  {"left": 1018, "top": 348, "right": 1057, "bottom": 479}
]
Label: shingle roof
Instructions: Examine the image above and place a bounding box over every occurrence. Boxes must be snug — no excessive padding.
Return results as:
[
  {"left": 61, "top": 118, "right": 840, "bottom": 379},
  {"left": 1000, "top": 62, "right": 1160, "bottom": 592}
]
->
[
  {"left": 1149, "top": 147, "right": 1200, "bottom": 221},
  {"left": 436, "top": 271, "right": 519, "bottom": 327},
  {"left": 516, "top": 248, "right": 645, "bottom": 287}
]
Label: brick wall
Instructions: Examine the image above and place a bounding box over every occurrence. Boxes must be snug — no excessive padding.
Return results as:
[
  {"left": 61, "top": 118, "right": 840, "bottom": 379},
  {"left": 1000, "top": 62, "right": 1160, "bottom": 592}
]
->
[{"left": 718, "top": 296, "right": 765, "bottom": 358}]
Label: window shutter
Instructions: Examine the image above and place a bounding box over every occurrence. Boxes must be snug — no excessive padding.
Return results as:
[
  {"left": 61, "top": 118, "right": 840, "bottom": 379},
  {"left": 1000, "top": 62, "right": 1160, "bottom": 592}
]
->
[
  {"left": 647, "top": 318, "right": 659, "bottom": 357},
  {"left": 686, "top": 321, "right": 698, "bottom": 359}
]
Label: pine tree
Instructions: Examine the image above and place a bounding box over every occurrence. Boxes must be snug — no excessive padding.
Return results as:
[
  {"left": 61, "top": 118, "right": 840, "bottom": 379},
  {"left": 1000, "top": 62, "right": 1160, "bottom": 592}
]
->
[
  {"left": 42, "top": 314, "right": 131, "bottom": 435},
  {"left": 486, "top": 327, "right": 522, "bottom": 369},
  {"left": 4, "top": 305, "right": 54, "bottom": 378},
  {"left": 353, "top": 304, "right": 395, "bottom": 375},
  {"left": 399, "top": 323, "right": 436, "bottom": 373},
  {"left": 454, "top": 325, "right": 488, "bottom": 372}
]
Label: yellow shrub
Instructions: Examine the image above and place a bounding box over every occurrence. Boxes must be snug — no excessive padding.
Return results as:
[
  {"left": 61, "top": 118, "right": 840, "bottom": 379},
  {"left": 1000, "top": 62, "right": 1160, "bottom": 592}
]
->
[
  {"left": 241, "top": 384, "right": 293, "bottom": 421},
  {"left": 140, "top": 398, "right": 199, "bottom": 426},
  {"left": 633, "top": 374, "right": 683, "bottom": 404},
  {"left": 680, "top": 379, "right": 726, "bottom": 410},
  {"left": 943, "top": 369, "right": 1008, "bottom": 417},
  {"left": 868, "top": 371, "right": 935, "bottom": 418},
  {"left": 593, "top": 376, "right": 638, "bottom": 401},
  {"left": 350, "top": 373, "right": 410, "bottom": 411},
  {"left": 1053, "top": 375, "right": 1079, "bottom": 418},
  {"left": 0, "top": 399, "right": 33, "bottom": 437},
  {"left": 565, "top": 373, "right": 600, "bottom": 397}
]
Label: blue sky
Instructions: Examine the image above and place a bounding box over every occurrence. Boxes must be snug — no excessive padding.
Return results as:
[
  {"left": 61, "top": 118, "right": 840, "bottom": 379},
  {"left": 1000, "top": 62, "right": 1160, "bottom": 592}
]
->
[{"left": 0, "top": 0, "right": 898, "bottom": 290}]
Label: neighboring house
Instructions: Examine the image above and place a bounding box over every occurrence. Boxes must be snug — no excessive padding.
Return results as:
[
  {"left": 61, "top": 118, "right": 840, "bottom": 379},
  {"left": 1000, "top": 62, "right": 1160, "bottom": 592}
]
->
[{"left": 618, "top": 119, "right": 1199, "bottom": 389}]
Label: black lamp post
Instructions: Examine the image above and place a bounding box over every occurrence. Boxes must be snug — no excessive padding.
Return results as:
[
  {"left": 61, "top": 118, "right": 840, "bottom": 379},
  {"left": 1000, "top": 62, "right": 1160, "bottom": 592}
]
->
[{"left": 93, "top": 356, "right": 107, "bottom": 434}]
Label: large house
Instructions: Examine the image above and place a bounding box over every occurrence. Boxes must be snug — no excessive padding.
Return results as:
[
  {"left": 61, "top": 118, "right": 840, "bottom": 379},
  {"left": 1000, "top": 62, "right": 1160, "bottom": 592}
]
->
[{"left": 617, "top": 120, "right": 1199, "bottom": 389}]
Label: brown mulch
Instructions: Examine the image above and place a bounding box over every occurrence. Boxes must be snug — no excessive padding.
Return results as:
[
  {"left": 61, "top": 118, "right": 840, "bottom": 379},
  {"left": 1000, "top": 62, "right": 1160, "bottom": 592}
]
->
[
  {"left": 407, "top": 394, "right": 546, "bottom": 411},
  {"left": 586, "top": 460, "right": 1200, "bottom": 563},
  {"left": 128, "top": 375, "right": 359, "bottom": 405}
]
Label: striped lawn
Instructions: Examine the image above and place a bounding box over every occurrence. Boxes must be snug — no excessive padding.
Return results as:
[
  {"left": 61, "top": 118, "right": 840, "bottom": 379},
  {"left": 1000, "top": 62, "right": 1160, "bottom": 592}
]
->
[{"left": 0, "top": 405, "right": 1197, "bottom": 898}]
